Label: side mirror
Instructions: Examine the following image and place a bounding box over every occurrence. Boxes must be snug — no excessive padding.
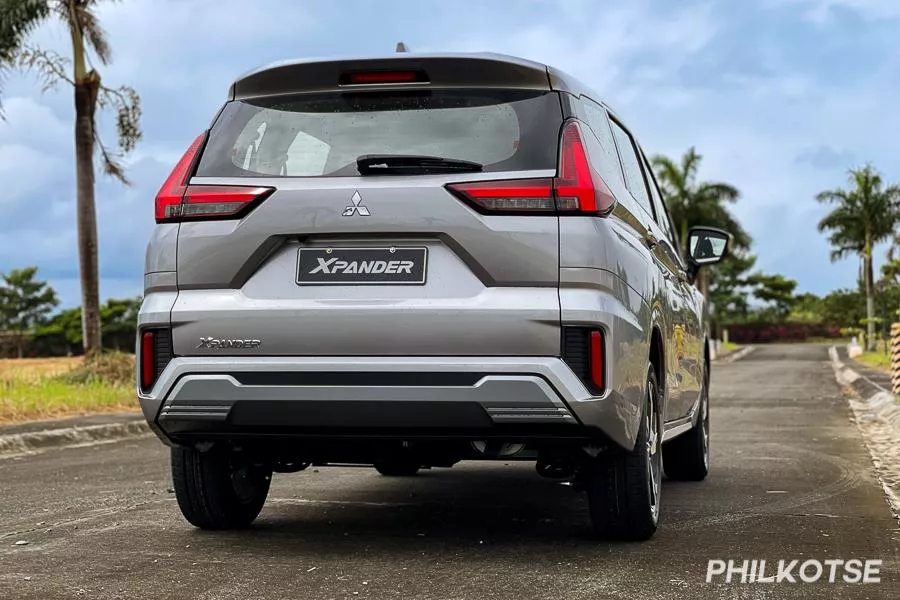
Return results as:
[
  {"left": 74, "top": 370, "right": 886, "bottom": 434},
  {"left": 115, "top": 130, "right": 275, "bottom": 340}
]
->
[{"left": 687, "top": 226, "right": 730, "bottom": 269}]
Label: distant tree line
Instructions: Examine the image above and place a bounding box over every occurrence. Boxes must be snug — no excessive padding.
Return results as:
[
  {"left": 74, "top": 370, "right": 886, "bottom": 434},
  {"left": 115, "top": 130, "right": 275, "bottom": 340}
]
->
[
  {"left": 652, "top": 150, "right": 899, "bottom": 346},
  {"left": 0, "top": 267, "right": 139, "bottom": 358}
]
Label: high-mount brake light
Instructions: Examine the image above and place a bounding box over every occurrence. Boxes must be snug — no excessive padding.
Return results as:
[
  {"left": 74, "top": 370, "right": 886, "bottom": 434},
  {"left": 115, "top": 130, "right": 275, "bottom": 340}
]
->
[
  {"left": 445, "top": 120, "right": 616, "bottom": 216},
  {"left": 340, "top": 70, "right": 428, "bottom": 85},
  {"left": 154, "top": 133, "right": 274, "bottom": 223}
]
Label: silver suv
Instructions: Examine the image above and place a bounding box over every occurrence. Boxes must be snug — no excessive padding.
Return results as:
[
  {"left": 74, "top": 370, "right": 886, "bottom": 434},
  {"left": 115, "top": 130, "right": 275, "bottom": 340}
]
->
[{"left": 137, "top": 53, "right": 729, "bottom": 540}]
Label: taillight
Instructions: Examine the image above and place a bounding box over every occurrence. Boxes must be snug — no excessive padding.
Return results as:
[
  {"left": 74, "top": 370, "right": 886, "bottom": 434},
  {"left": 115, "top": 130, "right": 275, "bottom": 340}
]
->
[
  {"left": 446, "top": 178, "right": 555, "bottom": 214},
  {"left": 445, "top": 120, "right": 616, "bottom": 216},
  {"left": 562, "top": 327, "right": 605, "bottom": 394},
  {"left": 139, "top": 328, "right": 172, "bottom": 392},
  {"left": 140, "top": 330, "right": 155, "bottom": 391},
  {"left": 154, "top": 133, "right": 275, "bottom": 223},
  {"left": 555, "top": 121, "right": 616, "bottom": 216}
]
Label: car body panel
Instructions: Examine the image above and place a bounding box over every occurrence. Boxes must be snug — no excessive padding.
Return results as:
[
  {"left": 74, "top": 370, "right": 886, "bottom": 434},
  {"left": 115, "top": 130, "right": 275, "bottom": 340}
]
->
[
  {"left": 171, "top": 172, "right": 561, "bottom": 357},
  {"left": 137, "top": 52, "right": 712, "bottom": 453},
  {"left": 138, "top": 354, "right": 639, "bottom": 450}
]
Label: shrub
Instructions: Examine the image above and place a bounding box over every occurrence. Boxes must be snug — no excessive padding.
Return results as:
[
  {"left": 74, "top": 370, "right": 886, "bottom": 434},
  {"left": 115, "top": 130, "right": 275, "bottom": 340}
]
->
[
  {"left": 724, "top": 322, "right": 843, "bottom": 344},
  {"left": 56, "top": 352, "right": 135, "bottom": 386}
]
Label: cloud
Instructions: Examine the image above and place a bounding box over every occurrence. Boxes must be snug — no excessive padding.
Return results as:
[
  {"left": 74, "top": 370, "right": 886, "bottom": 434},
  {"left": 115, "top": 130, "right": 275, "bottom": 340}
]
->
[
  {"left": 1, "top": 0, "right": 898, "bottom": 305},
  {"left": 795, "top": 146, "right": 857, "bottom": 170},
  {"left": 769, "top": 0, "right": 900, "bottom": 22}
]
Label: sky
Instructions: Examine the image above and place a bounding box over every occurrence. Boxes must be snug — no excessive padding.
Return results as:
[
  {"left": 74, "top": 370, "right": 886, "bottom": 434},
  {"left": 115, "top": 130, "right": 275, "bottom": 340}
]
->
[{"left": 1, "top": 0, "right": 898, "bottom": 307}]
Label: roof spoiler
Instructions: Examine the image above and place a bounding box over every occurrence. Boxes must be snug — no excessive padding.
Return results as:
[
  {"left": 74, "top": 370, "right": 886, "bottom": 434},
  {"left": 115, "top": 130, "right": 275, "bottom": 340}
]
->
[{"left": 229, "top": 53, "right": 552, "bottom": 100}]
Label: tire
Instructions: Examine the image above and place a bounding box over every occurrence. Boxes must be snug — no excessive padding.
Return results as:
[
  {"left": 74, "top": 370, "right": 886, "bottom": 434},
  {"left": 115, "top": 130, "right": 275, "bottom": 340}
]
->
[
  {"left": 374, "top": 460, "right": 421, "bottom": 477},
  {"left": 663, "top": 360, "right": 710, "bottom": 482},
  {"left": 585, "top": 364, "right": 662, "bottom": 541},
  {"left": 171, "top": 445, "right": 271, "bottom": 530}
]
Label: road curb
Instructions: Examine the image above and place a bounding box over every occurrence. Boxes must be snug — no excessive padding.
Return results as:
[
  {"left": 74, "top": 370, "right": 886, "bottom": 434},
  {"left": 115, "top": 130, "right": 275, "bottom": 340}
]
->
[
  {"left": 0, "top": 420, "right": 151, "bottom": 457},
  {"left": 829, "top": 346, "right": 900, "bottom": 520},
  {"left": 718, "top": 346, "right": 755, "bottom": 363},
  {"left": 829, "top": 347, "right": 900, "bottom": 428}
]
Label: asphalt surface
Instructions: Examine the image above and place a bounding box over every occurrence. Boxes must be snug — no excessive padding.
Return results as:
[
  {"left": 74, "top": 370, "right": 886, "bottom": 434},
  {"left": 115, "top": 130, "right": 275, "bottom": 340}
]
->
[{"left": 1, "top": 344, "right": 898, "bottom": 599}]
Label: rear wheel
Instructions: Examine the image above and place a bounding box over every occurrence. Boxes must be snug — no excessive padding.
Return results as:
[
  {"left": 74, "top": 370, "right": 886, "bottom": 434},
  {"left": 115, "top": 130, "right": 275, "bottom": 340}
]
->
[
  {"left": 374, "top": 460, "right": 421, "bottom": 477},
  {"left": 171, "top": 445, "right": 271, "bottom": 530},
  {"left": 663, "top": 360, "right": 710, "bottom": 481},
  {"left": 584, "top": 363, "right": 662, "bottom": 540}
]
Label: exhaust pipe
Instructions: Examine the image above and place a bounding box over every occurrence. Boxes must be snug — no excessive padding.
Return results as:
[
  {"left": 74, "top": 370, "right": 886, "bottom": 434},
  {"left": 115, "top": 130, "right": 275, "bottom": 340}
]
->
[{"left": 470, "top": 441, "right": 526, "bottom": 458}]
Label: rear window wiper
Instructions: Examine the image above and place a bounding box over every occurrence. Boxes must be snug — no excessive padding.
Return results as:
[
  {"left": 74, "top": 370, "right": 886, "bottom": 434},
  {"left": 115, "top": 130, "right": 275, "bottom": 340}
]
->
[{"left": 356, "top": 154, "right": 484, "bottom": 175}]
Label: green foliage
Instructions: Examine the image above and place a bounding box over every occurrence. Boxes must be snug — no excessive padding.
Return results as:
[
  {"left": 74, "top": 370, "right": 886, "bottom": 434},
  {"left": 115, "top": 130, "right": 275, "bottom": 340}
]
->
[
  {"left": 100, "top": 297, "right": 140, "bottom": 336},
  {"left": 816, "top": 166, "right": 900, "bottom": 262},
  {"left": 817, "top": 165, "right": 900, "bottom": 349},
  {"left": 749, "top": 273, "right": 797, "bottom": 317},
  {"left": 821, "top": 289, "right": 867, "bottom": 326},
  {"left": 0, "top": 266, "right": 59, "bottom": 358},
  {"left": 788, "top": 292, "right": 824, "bottom": 324},
  {"left": 34, "top": 306, "right": 82, "bottom": 345},
  {"left": 0, "top": 0, "right": 50, "bottom": 113},
  {"left": 708, "top": 251, "right": 801, "bottom": 325},
  {"left": 33, "top": 296, "right": 141, "bottom": 352},
  {"left": 0, "top": 266, "right": 58, "bottom": 331},
  {"left": 709, "top": 251, "right": 757, "bottom": 319}
]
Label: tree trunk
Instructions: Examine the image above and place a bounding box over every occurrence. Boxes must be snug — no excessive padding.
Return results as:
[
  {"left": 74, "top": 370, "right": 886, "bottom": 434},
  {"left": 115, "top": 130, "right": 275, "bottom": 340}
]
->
[
  {"left": 864, "top": 242, "right": 876, "bottom": 352},
  {"left": 74, "top": 75, "right": 102, "bottom": 356}
]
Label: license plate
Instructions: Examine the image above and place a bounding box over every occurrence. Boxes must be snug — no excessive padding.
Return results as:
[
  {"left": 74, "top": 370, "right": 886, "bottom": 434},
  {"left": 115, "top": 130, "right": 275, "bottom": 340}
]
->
[{"left": 296, "top": 247, "right": 428, "bottom": 285}]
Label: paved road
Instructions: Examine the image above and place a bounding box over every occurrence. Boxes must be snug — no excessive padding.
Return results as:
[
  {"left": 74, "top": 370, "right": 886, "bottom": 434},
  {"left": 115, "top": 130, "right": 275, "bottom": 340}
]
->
[{"left": 1, "top": 344, "right": 898, "bottom": 599}]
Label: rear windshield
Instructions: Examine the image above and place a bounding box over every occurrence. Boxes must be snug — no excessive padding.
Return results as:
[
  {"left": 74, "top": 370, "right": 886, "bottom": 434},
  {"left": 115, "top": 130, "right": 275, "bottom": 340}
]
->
[{"left": 195, "top": 89, "right": 562, "bottom": 177}]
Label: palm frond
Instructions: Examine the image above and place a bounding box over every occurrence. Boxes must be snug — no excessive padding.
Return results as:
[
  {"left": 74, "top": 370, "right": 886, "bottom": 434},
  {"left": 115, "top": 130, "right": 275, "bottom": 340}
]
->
[
  {"left": 815, "top": 189, "right": 853, "bottom": 205},
  {"left": 97, "top": 82, "right": 142, "bottom": 155},
  {"left": 696, "top": 182, "right": 740, "bottom": 204},
  {"left": 16, "top": 45, "right": 73, "bottom": 91},
  {"left": 74, "top": 2, "right": 111, "bottom": 65},
  {"left": 650, "top": 154, "right": 686, "bottom": 196},
  {"left": 54, "top": 0, "right": 112, "bottom": 66},
  {"left": 0, "top": 0, "right": 51, "bottom": 110},
  {"left": 680, "top": 146, "right": 701, "bottom": 185}
]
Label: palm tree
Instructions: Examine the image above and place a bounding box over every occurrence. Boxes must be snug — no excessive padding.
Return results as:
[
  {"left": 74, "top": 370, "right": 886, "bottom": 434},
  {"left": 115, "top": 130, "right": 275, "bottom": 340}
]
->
[
  {"left": 652, "top": 148, "right": 750, "bottom": 304},
  {"left": 0, "top": 0, "right": 141, "bottom": 356},
  {"left": 651, "top": 147, "right": 751, "bottom": 253},
  {"left": 817, "top": 166, "right": 900, "bottom": 351}
]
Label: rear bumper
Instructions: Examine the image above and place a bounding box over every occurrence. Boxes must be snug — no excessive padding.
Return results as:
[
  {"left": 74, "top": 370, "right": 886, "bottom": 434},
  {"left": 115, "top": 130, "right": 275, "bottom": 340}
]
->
[{"left": 138, "top": 356, "right": 639, "bottom": 450}]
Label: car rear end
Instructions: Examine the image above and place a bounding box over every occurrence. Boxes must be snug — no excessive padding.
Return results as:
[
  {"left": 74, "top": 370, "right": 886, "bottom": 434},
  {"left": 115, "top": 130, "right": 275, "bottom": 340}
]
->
[{"left": 137, "top": 54, "right": 631, "bottom": 459}]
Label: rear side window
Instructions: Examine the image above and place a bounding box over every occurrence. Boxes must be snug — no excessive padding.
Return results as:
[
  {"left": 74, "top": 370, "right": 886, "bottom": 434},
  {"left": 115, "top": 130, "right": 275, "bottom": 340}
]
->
[
  {"left": 641, "top": 151, "right": 679, "bottom": 249},
  {"left": 578, "top": 99, "right": 627, "bottom": 190},
  {"left": 196, "top": 90, "right": 562, "bottom": 177},
  {"left": 610, "top": 120, "right": 653, "bottom": 217}
]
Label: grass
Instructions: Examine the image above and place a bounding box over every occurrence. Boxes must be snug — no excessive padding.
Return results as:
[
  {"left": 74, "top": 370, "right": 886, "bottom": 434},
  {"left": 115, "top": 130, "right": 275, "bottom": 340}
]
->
[
  {"left": 0, "top": 354, "right": 136, "bottom": 424},
  {"left": 855, "top": 339, "right": 893, "bottom": 373},
  {"left": 719, "top": 341, "right": 739, "bottom": 354}
]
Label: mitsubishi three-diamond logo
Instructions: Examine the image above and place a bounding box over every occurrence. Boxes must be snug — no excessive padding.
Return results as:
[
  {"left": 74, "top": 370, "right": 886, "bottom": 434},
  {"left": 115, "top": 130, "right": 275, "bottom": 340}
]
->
[{"left": 342, "top": 191, "right": 370, "bottom": 217}]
